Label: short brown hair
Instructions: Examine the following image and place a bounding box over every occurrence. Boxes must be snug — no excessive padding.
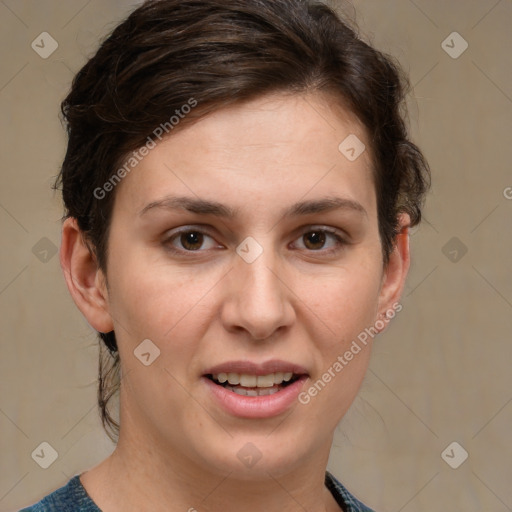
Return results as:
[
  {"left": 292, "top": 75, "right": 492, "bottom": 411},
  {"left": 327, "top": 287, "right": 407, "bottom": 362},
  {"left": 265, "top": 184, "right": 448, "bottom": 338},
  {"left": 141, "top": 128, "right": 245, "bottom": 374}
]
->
[{"left": 55, "top": 0, "right": 430, "bottom": 442}]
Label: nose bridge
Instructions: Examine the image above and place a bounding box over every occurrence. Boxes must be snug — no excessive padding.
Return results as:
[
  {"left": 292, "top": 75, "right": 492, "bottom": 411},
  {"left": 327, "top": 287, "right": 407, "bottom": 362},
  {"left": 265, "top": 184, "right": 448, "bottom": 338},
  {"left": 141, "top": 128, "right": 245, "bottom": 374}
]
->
[
  {"left": 242, "top": 251, "right": 280, "bottom": 301},
  {"left": 223, "top": 237, "right": 294, "bottom": 340}
]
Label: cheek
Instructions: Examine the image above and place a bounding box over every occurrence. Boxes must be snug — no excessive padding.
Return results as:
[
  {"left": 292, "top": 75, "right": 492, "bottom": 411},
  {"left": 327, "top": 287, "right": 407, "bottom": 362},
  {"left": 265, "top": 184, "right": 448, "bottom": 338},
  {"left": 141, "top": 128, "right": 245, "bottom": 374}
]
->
[
  {"left": 109, "top": 259, "right": 215, "bottom": 413},
  {"left": 303, "top": 260, "right": 383, "bottom": 346},
  {"left": 299, "top": 271, "right": 379, "bottom": 423},
  {"left": 106, "top": 249, "right": 220, "bottom": 347}
]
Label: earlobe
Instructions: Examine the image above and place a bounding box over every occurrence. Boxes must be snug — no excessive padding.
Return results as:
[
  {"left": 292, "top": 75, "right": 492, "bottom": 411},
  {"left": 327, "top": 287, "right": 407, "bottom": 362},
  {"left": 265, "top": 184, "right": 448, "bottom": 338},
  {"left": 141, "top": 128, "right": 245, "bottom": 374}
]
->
[
  {"left": 376, "top": 213, "right": 411, "bottom": 330},
  {"left": 59, "top": 217, "right": 114, "bottom": 334}
]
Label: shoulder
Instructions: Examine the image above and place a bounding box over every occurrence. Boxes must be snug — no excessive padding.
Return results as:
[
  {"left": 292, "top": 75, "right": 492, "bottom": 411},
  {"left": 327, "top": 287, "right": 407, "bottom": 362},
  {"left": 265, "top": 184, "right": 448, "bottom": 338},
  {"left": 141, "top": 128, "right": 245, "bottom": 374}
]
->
[
  {"left": 325, "top": 471, "right": 376, "bottom": 512},
  {"left": 18, "top": 475, "right": 101, "bottom": 512}
]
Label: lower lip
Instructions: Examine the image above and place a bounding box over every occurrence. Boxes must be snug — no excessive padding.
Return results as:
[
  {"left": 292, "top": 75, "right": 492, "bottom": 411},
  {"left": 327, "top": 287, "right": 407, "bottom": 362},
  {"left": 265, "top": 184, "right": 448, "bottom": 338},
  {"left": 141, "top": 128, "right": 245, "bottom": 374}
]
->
[{"left": 202, "top": 376, "right": 308, "bottom": 419}]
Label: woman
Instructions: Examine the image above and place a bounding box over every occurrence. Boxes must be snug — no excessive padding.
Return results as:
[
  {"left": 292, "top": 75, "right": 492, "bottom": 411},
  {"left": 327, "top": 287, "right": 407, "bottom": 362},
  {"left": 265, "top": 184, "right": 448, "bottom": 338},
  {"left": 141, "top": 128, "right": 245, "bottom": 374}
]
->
[{"left": 22, "top": 0, "right": 430, "bottom": 510}]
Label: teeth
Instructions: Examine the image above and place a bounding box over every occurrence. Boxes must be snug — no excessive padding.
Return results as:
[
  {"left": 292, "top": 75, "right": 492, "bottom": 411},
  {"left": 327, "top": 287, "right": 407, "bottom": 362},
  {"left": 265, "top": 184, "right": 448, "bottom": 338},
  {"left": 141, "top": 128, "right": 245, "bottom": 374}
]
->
[
  {"left": 225, "top": 385, "right": 281, "bottom": 396},
  {"left": 227, "top": 372, "right": 240, "bottom": 385},
  {"left": 240, "top": 374, "right": 257, "bottom": 387},
  {"left": 212, "top": 372, "right": 297, "bottom": 387},
  {"left": 256, "top": 374, "right": 274, "bottom": 387}
]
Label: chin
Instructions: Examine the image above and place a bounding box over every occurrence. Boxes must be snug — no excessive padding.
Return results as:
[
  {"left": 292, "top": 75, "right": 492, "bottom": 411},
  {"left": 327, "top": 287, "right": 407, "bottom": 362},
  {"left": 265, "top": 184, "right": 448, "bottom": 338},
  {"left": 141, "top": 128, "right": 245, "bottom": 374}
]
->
[{"left": 191, "top": 430, "right": 318, "bottom": 481}]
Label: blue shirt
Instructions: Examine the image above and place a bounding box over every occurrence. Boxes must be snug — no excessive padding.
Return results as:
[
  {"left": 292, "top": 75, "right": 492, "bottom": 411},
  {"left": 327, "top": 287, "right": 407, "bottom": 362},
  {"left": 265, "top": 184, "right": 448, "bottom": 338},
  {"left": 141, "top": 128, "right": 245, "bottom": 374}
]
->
[{"left": 20, "top": 471, "right": 375, "bottom": 511}]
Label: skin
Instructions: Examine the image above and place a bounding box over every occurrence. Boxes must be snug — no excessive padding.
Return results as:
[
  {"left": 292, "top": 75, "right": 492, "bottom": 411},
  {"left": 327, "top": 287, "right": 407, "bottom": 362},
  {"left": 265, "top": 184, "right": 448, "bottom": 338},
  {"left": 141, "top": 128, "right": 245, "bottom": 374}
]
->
[{"left": 60, "top": 92, "right": 410, "bottom": 512}]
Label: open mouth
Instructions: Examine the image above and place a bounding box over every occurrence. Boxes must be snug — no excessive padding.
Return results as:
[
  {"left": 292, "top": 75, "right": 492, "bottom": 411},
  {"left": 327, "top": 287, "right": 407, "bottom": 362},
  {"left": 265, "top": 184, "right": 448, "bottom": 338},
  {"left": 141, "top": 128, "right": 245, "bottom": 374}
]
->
[{"left": 206, "top": 372, "right": 303, "bottom": 396}]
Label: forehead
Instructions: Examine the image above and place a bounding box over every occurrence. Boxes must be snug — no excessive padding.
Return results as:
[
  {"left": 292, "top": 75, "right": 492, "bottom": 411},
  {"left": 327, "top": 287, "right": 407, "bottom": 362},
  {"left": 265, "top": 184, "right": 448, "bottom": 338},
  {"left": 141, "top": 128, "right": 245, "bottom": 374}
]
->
[{"left": 113, "top": 92, "right": 376, "bottom": 220}]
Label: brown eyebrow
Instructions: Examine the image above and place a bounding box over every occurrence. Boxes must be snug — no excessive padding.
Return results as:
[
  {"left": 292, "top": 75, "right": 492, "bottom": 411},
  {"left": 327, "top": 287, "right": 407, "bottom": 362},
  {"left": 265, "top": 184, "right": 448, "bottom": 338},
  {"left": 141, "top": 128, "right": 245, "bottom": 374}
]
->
[
  {"left": 139, "top": 196, "right": 238, "bottom": 217},
  {"left": 139, "top": 195, "right": 367, "bottom": 218},
  {"left": 287, "top": 197, "right": 367, "bottom": 217}
]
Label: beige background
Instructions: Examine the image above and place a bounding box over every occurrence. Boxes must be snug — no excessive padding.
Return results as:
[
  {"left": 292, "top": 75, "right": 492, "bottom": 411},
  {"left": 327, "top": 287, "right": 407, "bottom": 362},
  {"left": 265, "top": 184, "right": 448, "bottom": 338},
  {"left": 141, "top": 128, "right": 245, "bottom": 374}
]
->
[{"left": 1, "top": 0, "right": 511, "bottom": 510}]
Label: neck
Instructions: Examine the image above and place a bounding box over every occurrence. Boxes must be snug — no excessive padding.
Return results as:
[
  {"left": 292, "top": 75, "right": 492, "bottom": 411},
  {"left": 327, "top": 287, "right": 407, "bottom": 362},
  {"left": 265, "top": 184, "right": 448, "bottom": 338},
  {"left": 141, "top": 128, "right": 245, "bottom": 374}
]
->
[
  {"left": 81, "top": 425, "right": 339, "bottom": 512},
  {"left": 81, "top": 384, "right": 340, "bottom": 512}
]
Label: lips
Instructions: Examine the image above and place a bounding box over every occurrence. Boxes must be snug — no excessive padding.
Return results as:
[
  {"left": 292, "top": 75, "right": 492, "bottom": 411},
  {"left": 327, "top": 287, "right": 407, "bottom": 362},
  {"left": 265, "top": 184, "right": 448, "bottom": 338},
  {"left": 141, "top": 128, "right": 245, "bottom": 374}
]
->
[
  {"left": 202, "top": 360, "right": 309, "bottom": 417},
  {"left": 204, "top": 360, "right": 308, "bottom": 392},
  {"left": 204, "top": 359, "right": 309, "bottom": 377},
  {"left": 208, "top": 371, "right": 300, "bottom": 396}
]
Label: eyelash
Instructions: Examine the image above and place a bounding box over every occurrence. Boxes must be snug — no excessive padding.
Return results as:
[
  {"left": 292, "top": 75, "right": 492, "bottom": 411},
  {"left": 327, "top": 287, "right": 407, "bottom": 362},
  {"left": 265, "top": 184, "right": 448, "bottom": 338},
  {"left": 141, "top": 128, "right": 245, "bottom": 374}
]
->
[{"left": 162, "top": 226, "right": 348, "bottom": 257}]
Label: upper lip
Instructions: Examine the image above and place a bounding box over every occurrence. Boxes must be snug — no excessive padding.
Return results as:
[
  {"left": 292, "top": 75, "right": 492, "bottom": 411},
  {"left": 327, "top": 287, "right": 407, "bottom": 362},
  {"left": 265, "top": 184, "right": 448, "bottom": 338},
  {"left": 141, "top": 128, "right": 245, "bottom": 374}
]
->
[{"left": 204, "top": 359, "right": 309, "bottom": 376}]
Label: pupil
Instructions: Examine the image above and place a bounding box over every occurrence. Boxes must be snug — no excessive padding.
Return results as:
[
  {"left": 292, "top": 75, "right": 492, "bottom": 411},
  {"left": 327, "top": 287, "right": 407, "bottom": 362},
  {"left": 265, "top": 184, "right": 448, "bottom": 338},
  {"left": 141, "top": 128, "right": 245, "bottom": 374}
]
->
[
  {"left": 181, "top": 232, "right": 203, "bottom": 250},
  {"left": 304, "top": 231, "right": 325, "bottom": 250}
]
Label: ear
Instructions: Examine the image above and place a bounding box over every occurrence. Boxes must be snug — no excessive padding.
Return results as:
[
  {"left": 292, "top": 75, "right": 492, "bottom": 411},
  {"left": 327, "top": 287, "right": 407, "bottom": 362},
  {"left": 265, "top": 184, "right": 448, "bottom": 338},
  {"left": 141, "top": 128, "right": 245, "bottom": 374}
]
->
[
  {"left": 375, "top": 212, "right": 411, "bottom": 330},
  {"left": 59, "top": 217, "right": 114, "bottom": 333}
]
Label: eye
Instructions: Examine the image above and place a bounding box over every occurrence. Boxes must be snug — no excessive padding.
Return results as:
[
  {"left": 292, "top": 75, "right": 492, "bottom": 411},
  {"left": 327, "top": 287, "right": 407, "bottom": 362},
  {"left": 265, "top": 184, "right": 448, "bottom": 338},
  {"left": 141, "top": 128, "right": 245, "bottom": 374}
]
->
[
  {"left": 292, "top": 227, "right": 346, "bottom": 253},
  {"left": 164, "top": 229, "right": 220, "bottom": 253}
]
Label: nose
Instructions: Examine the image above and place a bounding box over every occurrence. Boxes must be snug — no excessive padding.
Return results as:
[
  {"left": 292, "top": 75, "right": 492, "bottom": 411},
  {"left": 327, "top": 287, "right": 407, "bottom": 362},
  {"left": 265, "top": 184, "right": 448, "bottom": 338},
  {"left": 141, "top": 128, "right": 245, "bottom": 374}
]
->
[{"left": 220, "top": 247, "right": 295, "bottom": 341}]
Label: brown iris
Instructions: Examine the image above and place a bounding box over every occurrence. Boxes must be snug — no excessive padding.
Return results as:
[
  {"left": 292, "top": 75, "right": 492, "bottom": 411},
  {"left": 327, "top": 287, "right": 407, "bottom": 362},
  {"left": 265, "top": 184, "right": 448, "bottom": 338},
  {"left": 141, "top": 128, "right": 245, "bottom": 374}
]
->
[
  {"left": 180, "top": 231, "right": 204, "bottom": 250},
  {"left": 303, "top": 231, "right": 326, "bottom": 250}
]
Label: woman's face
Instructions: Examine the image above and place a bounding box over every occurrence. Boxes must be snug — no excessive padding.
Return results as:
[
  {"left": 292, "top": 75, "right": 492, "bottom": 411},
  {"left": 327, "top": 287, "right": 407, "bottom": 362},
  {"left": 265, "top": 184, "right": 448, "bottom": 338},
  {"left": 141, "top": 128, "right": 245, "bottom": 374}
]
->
[{"left": 86, "top": 93, "right": 408, "bottom": 477}]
